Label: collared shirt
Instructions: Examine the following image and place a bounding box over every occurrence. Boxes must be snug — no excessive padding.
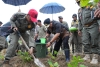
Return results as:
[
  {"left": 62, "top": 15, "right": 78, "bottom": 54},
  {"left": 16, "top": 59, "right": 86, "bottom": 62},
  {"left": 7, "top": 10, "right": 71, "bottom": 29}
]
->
[
  {"left": 47, "top": 20, "right": 69, "bottom": 37},
  {"left": 71, "top": 20, "right": 78, "bottom": 28},
  {"left": 35, "top": 25, "right": 46, "bottom": 39},
  {"left": 61, "top": 21, "right": 69, "bottom": 29},
  {"left": 10, "top": 12, "right": 35, "bottom": 33}
]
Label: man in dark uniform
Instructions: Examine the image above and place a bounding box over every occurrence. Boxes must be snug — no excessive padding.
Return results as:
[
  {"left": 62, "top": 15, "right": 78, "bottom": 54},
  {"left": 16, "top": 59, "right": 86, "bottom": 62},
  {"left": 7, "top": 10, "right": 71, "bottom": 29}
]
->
[
  {"left": 2, "top": 9, "right": 38, "bottom": 67},
  {"left": 44, "top": 18, "right": 70, "bottom": 62}
]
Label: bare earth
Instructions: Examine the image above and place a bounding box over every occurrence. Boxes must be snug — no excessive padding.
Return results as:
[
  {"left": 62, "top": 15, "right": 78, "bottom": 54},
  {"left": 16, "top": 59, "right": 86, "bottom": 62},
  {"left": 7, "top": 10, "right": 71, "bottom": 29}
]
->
[{"left": 0, "top": 53, "right": 100, "bottom": 67}]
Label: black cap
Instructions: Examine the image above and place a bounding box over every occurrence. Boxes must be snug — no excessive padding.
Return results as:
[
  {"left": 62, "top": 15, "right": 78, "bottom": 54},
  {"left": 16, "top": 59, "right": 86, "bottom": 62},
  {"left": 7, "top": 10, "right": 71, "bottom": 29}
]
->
[
  {"left": 72, "top": 14, "right": 77, "bottom": 18},
  {"left": 0, "top": 21, "right": 3, "bottom": 24},
  {"left": 44, "top": 18, "right": 50, "bottom": 25},
  {"left": 58, "top": 16, "right": 63, "bottom": 19}
]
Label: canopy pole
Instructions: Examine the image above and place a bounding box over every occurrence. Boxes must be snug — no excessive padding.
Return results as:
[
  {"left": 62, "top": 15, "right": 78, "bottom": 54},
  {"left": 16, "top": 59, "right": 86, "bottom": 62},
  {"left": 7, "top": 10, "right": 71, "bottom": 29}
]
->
[
  {"left": 51, "top": 6, "right": 53, "bottom": 20},
  {"left": 18, "top": 6, "right": 21, "bottom": 12}
]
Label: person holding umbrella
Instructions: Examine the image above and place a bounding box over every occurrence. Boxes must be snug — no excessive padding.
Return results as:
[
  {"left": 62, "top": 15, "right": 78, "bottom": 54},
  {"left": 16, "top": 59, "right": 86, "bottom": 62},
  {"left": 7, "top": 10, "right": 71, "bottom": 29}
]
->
[
  {"left": 44, "top": 18, "right": 70, "bottom": 62},
  {"left": 2, "top": 9, "right": 38, "bottom": 67}
]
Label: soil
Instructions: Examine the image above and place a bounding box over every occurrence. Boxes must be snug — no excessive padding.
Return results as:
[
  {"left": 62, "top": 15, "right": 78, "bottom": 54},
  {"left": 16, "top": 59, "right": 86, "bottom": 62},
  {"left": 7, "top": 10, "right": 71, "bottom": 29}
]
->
[{"left": 0, "top": 51, "right": 100, "bottom": 67}]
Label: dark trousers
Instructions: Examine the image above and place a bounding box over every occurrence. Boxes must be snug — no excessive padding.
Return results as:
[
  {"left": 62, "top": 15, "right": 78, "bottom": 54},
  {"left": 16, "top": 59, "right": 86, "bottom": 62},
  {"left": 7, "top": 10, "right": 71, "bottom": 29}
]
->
[{"left": 53, "top": 36, "right": 69, "bottom": 56}]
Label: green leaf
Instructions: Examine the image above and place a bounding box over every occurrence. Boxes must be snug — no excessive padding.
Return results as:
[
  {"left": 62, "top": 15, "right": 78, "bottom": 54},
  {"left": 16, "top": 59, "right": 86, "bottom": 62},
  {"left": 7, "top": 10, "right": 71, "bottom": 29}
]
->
[
  {"left": 68, "top": 63, "right": 72, "bottom": 67},
  {"left": 79, "top": 64, "right": 87, "bottom": 67},
  {"left": 48, "top": 60, "right": 54, "bottom": 67},
  {"left": 51, "top": 56, "right": 55, "bottom": 60},
  {"left": 0, "top": 55, "right": 4, "bottom": 60},
  {"left": 54, "top": 51, "right": 58, "bottom": 55},
  {"left": 94, "top": 0, "right": 100, "bottom": 3},
  {"left": 53, "top": 62, "right": 59, "bottom": 67},
  {"left": 80, "top": 0, "right": 90, "bottom": 7}
]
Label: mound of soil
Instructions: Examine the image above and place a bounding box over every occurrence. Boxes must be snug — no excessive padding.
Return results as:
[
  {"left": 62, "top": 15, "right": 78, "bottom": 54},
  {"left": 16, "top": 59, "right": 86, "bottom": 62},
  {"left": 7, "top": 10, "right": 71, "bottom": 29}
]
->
[
  {"left": 0, "top": 55, "right": 67, "bottom": 67},
  {"left": 0, "top": 52, "right": 100, "bottom": 67}
]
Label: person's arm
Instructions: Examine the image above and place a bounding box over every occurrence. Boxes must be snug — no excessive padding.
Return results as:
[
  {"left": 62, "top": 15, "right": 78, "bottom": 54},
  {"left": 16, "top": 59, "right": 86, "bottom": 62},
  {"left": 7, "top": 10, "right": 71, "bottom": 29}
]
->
[
  {"left": 97, "top": 20, "right": 100, "bottom": 32},
  {"left": 43, "top": 25, "right": 47, "bottom": 32},
  {"left": 34, "top": 27, "right": 38, "bottom": 40},
  {"left": 46, "top": 24, "right": 61, "bottom": 47},
  {"left": 34, "top": 34, "right": 38, "bottom": 40},
  {"left": 45, "top": 28, "right": 51, "bottom": 38},
  {"left": 78, "top": 20, "right": 82, "bottom": 36},
  {"left": 94, "top": 8, "right": 100, "bottom": 17},
  {"left": 10, "top": 13, "right": 18, "bottom": 29},
  {"left": 49, "top": 24, "right": 61, "bottom": 43},
  {"left": 65, "top": 22, "right": 69, "bottom": 30},
  {"left": 49, "top": 33, "right": 60, "bottom": 43}
]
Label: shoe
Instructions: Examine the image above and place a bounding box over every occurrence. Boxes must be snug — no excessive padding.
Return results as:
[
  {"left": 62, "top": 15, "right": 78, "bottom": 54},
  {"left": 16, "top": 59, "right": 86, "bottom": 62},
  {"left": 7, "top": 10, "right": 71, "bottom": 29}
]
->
[
  {"left": 90, "top": 54, "right": 98, "bottom": 64},
  {"left": 66, "top": 59, "right": 70, "bottom": 63},
  {"left": 83, "top": 54, "right": 91, "bottom": 62}
]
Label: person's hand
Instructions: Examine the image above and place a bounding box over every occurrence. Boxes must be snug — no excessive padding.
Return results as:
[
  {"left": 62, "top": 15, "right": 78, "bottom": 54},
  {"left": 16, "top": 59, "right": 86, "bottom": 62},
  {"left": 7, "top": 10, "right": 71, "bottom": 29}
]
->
[
  {"left": 46, "top": 42, "right": 52, "bottom": 47},
  {"left": 13, "top": 27, "right": 18, "bottom": 32},
  {"left": 78, "top": 31, "right": 82, "bottom": 36},
  {"left": 94, "top": 8, "right": 100, "bottom": 18},
  {"left": 28, "top": 47, "right": 33, "bottom": 55}
]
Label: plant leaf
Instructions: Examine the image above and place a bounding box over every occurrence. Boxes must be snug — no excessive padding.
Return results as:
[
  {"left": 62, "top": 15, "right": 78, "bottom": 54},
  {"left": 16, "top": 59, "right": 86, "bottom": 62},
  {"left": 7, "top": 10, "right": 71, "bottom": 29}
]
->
[
  {"left": 79, "top": 64, "right": 87, "bottom": 67},
  {"left": 48, "top": 60, "right": 54, "bottom": 67},
  {"left": 80, "top": 0, "right": 90, "bottom": 7},
  {"left": 94, "top": 0, "right": 99, "bottom": 3},
  {"left": 53, "top": 62, "right": 59, "bottom": 67}
]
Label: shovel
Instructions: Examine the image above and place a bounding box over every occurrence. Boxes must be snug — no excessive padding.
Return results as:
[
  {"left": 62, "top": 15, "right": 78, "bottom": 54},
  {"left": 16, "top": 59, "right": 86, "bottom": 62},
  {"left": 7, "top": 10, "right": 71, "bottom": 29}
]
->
[{"left": 17, "top": 31, "right": 45, "bottom": 67}]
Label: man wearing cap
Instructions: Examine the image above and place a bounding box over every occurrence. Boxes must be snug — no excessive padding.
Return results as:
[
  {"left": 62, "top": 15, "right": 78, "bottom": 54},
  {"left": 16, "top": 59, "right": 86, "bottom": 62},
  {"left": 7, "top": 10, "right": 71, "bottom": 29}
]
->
[
  {"left": 76, "top": 0, "right": 100, "bottom": 64},
  {"left": 44, "top": 18, "right": 70, "bottom": 62},
  {"left": 58, "top": 16, "right": 69, "bottom": 28},
  {"left": 58, "top": 16, "right": 69, "bottom": 53},
  {"left": 2, "top": 9, "right": 38, "bottom": 67}
]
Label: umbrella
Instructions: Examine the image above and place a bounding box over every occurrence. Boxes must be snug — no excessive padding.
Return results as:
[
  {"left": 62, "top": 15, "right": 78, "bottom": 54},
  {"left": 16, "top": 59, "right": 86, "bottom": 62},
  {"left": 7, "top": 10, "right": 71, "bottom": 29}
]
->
[
  {"left": 2, "top": 0, "right": 32, "bottom": 11},
  {"left": 39, "top": 2, "right": 65, "bottom": 20}
]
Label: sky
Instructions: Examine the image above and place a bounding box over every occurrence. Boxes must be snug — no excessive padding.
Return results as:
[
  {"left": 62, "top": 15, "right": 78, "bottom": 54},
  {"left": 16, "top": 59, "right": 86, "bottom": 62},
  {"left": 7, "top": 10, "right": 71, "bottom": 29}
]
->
[{"left": 0, "top": 0, "right": 79, "bottom": 27}]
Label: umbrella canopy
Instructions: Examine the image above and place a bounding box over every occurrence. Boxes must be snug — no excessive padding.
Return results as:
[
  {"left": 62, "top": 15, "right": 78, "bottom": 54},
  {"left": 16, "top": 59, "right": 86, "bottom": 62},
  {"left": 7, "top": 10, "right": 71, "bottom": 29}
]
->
[
  {"left": 39, "top": 2, "right": 65, "bottom": 14},
  {"left": 2, "top": 0, "right": 31, "bottom": 6},
  {"left": 39, "top": 2, "right": 65, "bottom": 19},
  {"left": 2, "top": 0, "right": 32, "bottom": 11}
]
